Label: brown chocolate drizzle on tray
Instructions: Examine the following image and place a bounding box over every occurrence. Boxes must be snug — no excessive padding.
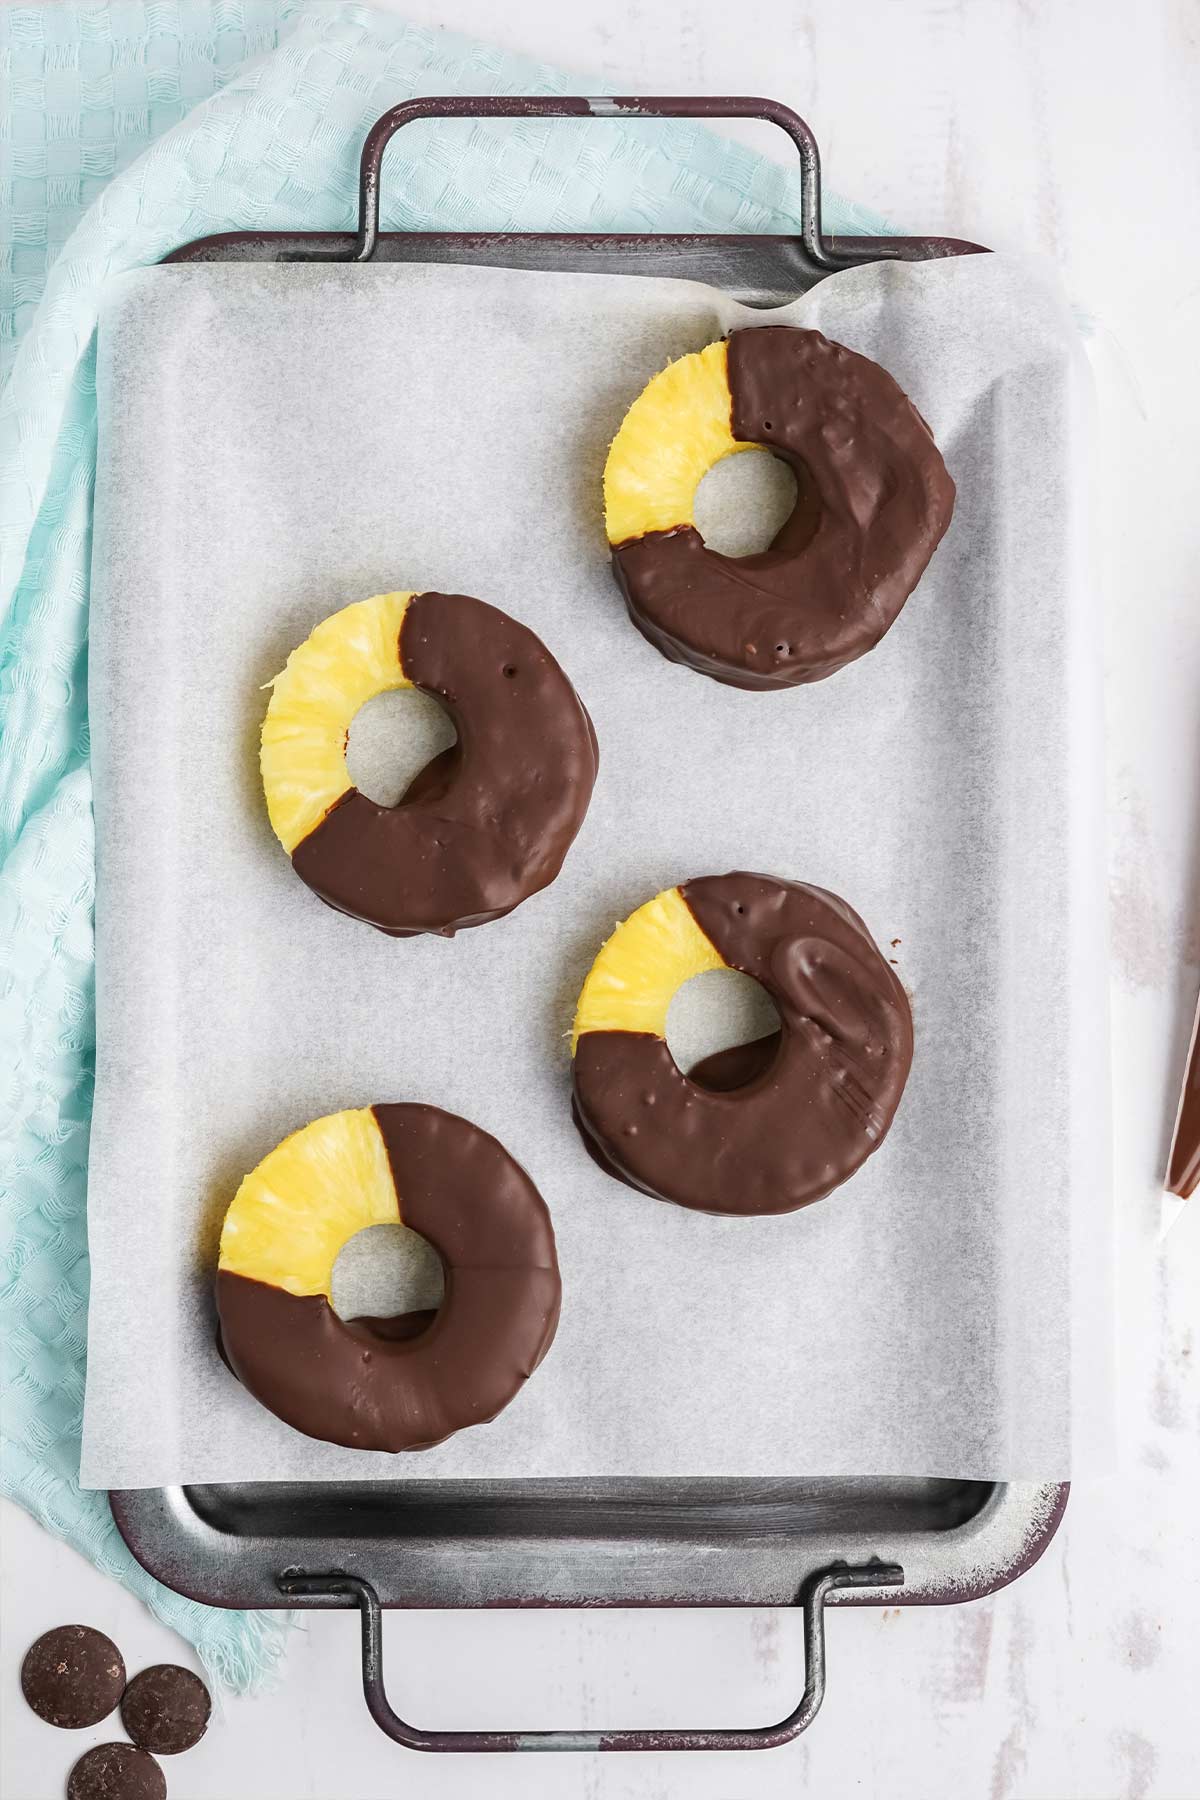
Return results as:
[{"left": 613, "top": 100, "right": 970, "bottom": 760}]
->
[
  {"left": 612, "top": 327, "right": 956, "bottom": 690},
  {"left": 572, "top": 873, "right": 912, "bottom": 1216},
  {"left": 217, "top": 1104, "right": 560, "bottom": 1452},
  {"left": 292, "top": 592, "right": 597, "bottom": 936}
]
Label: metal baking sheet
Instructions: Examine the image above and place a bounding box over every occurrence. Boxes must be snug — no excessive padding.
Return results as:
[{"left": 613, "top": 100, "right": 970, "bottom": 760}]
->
[
  {"left": 101, "top": 100, "right": 1090, "bottom": 1646},
  {"left": 111, "top": 1476, "right": 1067, "bottom": 1610}
]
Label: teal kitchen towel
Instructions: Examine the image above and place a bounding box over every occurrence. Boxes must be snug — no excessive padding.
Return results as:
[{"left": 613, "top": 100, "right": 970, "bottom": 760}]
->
[{"left": 0, "top": 0, "right": 885, "bottom": 1690}]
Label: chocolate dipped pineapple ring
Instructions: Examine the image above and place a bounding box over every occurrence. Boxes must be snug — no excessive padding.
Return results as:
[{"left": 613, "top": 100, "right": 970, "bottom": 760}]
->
[
  {"left": 571, "top": 874, "right": 913, "bottom": 1216},
  {"left": 216, "top": 1104, "right": 560, "bottom": 1451},
  {"left": 604, "top": 328, "right": 956, "bottom": 690},
  {"left": 261, "top": 591, "right": 597, "bottom": 936}
]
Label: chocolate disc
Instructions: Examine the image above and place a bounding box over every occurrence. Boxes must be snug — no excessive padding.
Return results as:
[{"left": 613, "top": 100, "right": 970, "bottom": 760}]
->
[
  {"left": 263, "top": 590, "right": 597, "bottom": 936},
  {"left": 121, "top": 1663, "right": 211, "bottom": 1754},
  {"left": 572, "top": 872, "right": 913, "bottom": 1215},
  {"left": 21, "top": 1625, "right": 125, "bottom": 1729},
  {"left": 217, "top": 1104, "right": 561, "bottom": 1451},
  {"left": 67, "top": 1744, "right": 166, "bottom": 1800},
  {"left": 607, "top": 327, "right": 955, "bottom": 690}
]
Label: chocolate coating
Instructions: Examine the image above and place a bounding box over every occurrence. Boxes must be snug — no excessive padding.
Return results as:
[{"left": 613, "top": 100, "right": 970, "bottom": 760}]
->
[
  {"left": 291, "top": 592, "right": 597, "bottom": 936},
  {"left": 572, "top": 873, "right": 912, "bottom": 1215},
  {"left": 571, "top": 1032, "right": 782, "bottom": 1190},
  {"left": 21, "top": 1625, "right": 125, "bottom": 1729},
  {"left": 688, "top": 1031, "right": 782, "bottom": 1092},
  {"left": 67, "top": 1744, "right": 166, "bottom": 1800},
  {"left": 121, "top": 1664, "right": 211, "bottom": 1754},
  {"left": 217, "top": 1105, "right": 560, "bottom": 1451},
  {"left": 612, "top": 327, "right": 956, "bottom": 689}
]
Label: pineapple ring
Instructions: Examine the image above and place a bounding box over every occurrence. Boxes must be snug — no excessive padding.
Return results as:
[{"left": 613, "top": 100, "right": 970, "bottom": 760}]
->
[
  {"left": 604, "top": 327, "right": 955, "bottom": 691},
  {"left": 216, "top": 1104, "right": 561, "bottom": 1453},
  {"left": 571, "top": 873, "right": 913, "bottom": 1216},
  {"left": 261, "top": 590, "right": 597, "bottom": 937}
]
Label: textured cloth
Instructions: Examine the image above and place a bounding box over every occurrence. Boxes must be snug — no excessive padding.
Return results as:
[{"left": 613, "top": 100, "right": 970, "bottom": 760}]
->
[{"left": 0, "top": 0, "right": 885, "bottom": 1690}]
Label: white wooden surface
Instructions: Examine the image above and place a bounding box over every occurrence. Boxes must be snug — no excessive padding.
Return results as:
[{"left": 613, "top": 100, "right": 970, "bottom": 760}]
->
[{"left": 4, "top": 1, "right": 1199, "bottom": 1795}]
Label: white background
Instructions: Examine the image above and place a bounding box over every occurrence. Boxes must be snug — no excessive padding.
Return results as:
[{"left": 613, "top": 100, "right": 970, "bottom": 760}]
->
[{"left": 3, "top": 0, "right": 1198, "bottom": 1796}]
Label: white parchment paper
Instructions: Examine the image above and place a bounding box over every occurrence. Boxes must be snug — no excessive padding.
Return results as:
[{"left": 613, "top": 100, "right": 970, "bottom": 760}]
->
[{"left": 81, "top": 254, "right": 1113, "bottom": 1488}]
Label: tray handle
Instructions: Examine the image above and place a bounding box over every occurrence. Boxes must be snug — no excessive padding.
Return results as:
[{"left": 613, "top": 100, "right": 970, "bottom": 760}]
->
[
  {"left": 332, "top": 95, "right": 836, "bottom": 269},
  {"left": 278, "top": 1559, "right": 903, "bottom": 1753}
]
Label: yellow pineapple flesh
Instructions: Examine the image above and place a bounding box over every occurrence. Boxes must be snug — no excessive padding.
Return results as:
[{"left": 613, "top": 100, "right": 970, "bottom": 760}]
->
[
  {"left": 603, "top": 340, "right": 762, "bottom": 546},
  {"left": 260, "top": 591, "right": 414, "bottom": 854},
  {"left": 218, "top": 1108, "right": 399, "bottom": 1298},
  {"left": 572, "top": 886, "right": 726, "bottom": 1051}
]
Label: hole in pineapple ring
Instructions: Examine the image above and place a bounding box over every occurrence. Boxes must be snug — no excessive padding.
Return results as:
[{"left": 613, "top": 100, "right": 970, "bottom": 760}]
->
[
  {"left": 692, "top": 449, "right": 799, "bottom": 559},
  {"left": 665, "top": 967, "right": 782, "bottom": 1089},
  {"left": 344, "top": 687, "right": 457, "bottom": 810},
  {"left": 330, "top": 1221, "right": 445, "bottom": 1329}
]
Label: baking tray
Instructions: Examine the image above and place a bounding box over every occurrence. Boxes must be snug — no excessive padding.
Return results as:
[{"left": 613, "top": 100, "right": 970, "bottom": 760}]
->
[{"left": 110, "top": 97, "right": 1065, "bottom": 1754}]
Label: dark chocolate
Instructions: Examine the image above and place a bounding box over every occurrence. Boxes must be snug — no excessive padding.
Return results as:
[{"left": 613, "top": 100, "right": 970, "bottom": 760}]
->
[
  {"left": 1167, "top": 996, "right": 1200, "bottom": 1198},
  {"left": 21, "top": 1625, "right": 125, "bottom": 1729},
  {"left": 67, "top": 1744, "right": 166, "bottom": 1800},
  {"left": 120, "top": 1664, "right": 211, "bottom": 1755},
  {"left": 572, "top": 873, "right": 913, "bottom": 1215},
  {"left": 291, "top": 592, "right": 597, "bottom": 936},
  {"left": 571, "top": 1033, "right": 783, "bottom": 1188},
  {"left": 688, "top": 1030, "right": 782, "bottom": 1092},
  {"left": 217, "top": 1105, "right": 560, "bottom": 1451},
  {"left": 611, "top": 327, "right": 956, "bottom": 690}
]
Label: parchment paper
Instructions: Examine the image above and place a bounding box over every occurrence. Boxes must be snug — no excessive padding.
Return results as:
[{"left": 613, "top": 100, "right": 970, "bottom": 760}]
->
[{"left": 81, "top": 253, "right": 1113, "bottom": 1488}]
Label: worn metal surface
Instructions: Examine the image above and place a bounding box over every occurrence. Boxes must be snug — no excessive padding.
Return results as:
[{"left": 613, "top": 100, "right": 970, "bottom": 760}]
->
[
  {"left": 163, "top": 95, "right": 985, "bottom": 299},
  {"left": 110, "top": 1478, "right": 1067, "bottom": 1612},
  {"left": 109, "top": 1477, "right": 1066, "bottom": 1749},
  {"left": 276, "top": 1562, "right": 905, "bottom": 1752},
  {"left": 340, "top": 96, "right": 842, "bottom": 270}
]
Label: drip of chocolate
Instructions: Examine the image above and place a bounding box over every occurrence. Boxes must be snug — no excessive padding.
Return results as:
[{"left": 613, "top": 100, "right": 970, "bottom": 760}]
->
[
  {"left": 217, "top": 1104, "right": 561, "bottom": 1452},
  {"left": 572, "top": 873, "right": 913, "bottom": 1215},
  {"left": 611, "top": 327, "right": 956, "bottom": 690},
  {"left": 291, "top": 592, "right": 598, "bottom": 936}
]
